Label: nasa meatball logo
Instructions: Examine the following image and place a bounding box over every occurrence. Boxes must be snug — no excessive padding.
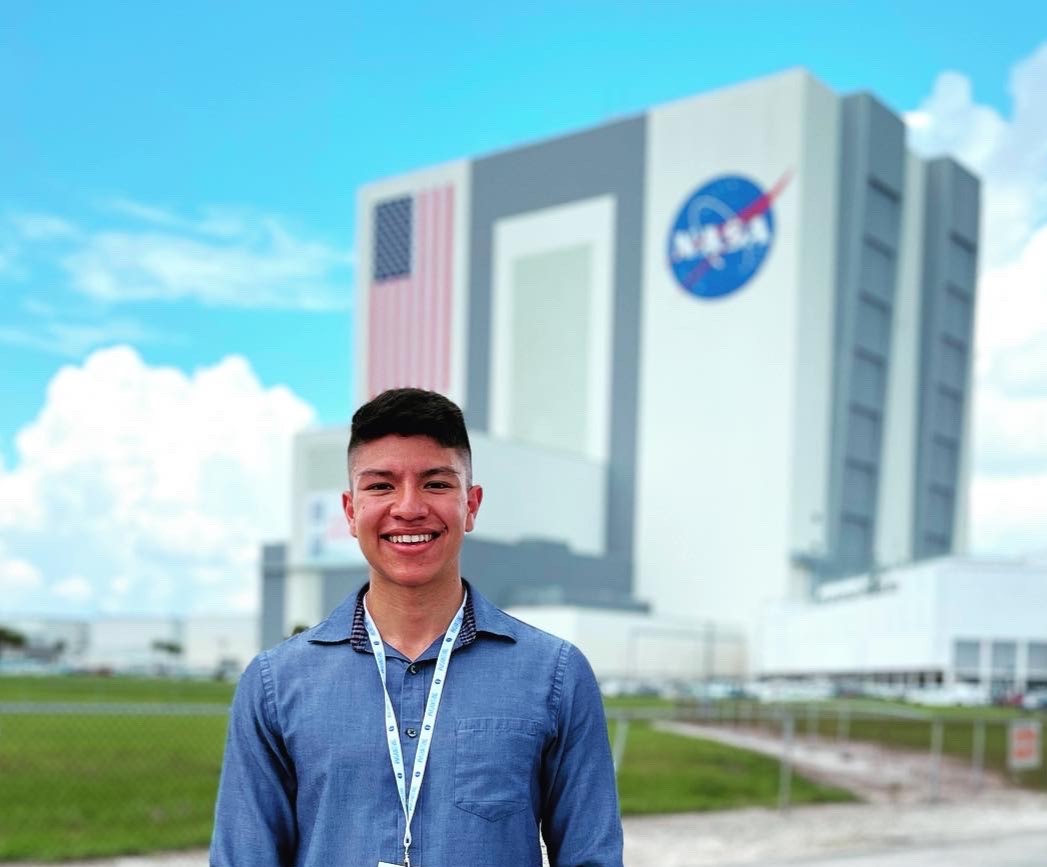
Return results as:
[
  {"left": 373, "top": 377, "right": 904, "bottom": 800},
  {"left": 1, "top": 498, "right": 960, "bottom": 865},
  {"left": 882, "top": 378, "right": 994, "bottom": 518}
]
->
[{"left": 667, "top": 172, "right": 791, "bottom": 299}]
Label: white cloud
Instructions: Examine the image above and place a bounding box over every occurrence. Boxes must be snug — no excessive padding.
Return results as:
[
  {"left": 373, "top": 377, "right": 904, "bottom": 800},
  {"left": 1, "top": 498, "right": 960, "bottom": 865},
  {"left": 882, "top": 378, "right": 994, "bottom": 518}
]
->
[
  {"left": 61, "top": 206, "right": 352, "bottom": 310},
  {"left": 0, "top": 552, "right": 42, "bottom": 593},
  {"left": 907, "top": 41, "right": 1047, "bottom": 558},
  {"left": 0, "top": 346, "right": 316, "bottom": 615},
  {"left": 10, "top": 213, "right": 81, "bottom": 242},
  {"left": 51, "top": 575, "right": 94, "bottom": 604},
  {"left": 0, "top": 316, "right": 170, "bottom": 358},
  {"left": 970, "top": 473, "right": 1047, "bottom": 561},
  {"left": 907, "top": 42, "right": 1047, "bottom": 268},
  {"left": 6, "top": 202, "right": 352, "bottom": 311}
]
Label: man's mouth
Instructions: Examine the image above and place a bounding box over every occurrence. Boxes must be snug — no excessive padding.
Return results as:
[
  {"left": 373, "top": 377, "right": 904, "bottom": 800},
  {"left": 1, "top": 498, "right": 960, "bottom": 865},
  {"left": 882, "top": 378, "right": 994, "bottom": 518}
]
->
[{"left": 382, "top": 533, "right": 439, "bottom": 545}]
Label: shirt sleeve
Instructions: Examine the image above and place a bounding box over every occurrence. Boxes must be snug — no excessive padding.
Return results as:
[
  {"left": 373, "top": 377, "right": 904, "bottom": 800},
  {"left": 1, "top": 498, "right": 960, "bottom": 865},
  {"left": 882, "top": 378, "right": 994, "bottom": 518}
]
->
[
  {"left": 540, "top": 642, "right": 625, "bottom": 867},
  {"left": 210, "top": 653, "right": 298, "bottom": 866}
]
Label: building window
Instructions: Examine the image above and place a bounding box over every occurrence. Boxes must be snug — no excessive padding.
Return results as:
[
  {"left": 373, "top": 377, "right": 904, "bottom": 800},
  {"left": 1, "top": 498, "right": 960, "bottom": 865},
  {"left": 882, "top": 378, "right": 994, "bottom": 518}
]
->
[
  {"left": 991, "top": 640, "right": 1017, "bottom": 675},
  {"left": 1028, "top": 642, "right": 1047, "bottom": 676},
  {"left": 953, "top": 639, "right": 980, "bottom": 674}
]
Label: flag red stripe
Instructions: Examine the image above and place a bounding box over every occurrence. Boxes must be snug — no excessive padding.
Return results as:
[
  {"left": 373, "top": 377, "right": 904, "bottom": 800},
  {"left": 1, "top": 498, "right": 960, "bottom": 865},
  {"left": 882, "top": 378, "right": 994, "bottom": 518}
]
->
[{"left": 367, "top": 184, "right": 455, "bottom": 397}]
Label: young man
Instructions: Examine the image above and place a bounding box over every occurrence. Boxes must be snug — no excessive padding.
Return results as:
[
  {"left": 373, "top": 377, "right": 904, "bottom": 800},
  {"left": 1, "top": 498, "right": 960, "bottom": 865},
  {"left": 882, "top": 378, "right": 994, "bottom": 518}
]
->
[{"left": 210, "top": 388, "right": 624, "bottom": 867}]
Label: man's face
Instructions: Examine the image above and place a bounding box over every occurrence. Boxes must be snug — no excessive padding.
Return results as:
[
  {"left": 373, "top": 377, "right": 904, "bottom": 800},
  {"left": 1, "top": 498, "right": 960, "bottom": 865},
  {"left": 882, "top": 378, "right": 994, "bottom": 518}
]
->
[{"left": 343, "top": 434, "right": 482, "bottom": 592}]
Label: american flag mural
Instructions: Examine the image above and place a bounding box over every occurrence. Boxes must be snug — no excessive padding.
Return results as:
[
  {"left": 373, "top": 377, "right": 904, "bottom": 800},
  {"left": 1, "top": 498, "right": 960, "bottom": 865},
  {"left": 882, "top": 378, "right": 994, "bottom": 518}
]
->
[{"left": 368, "top": 185, "right": 455, "bottom": 397}]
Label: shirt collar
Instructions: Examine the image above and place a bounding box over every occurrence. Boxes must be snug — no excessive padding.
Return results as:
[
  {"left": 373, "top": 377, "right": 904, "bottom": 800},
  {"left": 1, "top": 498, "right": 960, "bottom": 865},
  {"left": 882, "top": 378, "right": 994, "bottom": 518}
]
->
[{"left": 306, "top": 579, "right": 518, "bottom": 649}]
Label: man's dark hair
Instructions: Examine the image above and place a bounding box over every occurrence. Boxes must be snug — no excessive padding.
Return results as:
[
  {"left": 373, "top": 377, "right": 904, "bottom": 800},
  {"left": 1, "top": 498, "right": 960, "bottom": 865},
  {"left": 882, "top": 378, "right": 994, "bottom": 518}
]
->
[{"left": 348, "top": 388, "right": 472, "bottom": 481}]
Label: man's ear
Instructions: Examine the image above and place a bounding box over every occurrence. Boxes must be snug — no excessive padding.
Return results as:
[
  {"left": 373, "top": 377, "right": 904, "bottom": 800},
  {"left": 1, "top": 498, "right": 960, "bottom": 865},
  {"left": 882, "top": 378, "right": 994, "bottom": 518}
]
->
[
  {"left": 464, "top": 484, "right": 483, "bottom": 533},
  {"left": 342, "top": 490, "right": 358, "bottom": 538}
]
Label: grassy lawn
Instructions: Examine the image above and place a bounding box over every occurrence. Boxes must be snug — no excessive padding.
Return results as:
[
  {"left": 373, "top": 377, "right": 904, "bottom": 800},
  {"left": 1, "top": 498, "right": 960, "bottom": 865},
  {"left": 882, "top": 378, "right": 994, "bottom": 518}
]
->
[
  {"left": 0, "top": 674, "right": 235, "bottom": 705},
  {"left": 612, "top": 721, "right": 853, "bottom": 814},
  {"left": 0, "top": 710, "right": 227, "bottom": 861},
  {"left": 15, "top": 678, "right": 1041, "bottom": 860}
]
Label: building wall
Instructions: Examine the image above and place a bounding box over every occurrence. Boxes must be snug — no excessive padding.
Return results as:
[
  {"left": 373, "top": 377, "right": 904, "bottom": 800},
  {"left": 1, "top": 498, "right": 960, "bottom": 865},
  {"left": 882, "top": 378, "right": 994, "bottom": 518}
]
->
[
  {"left": 824, "top": 92, "right": 906, "bottom": 580},
  {"left": 508, "top": 604, "right": 746, "bottom": 681},
  {"left": 913, "top": 159, "right": 980, "bottom": 558},
  {"left": 634, "top": 70, "right": 838, "bottom": 625},
  {"left": 356, "top": 160, "right": 473, "bottom": 410},
  {"left": 760, "top": 558, "right": 1047, "bottom": 689},
  {"left": 468, "top": 116, "right": 647, "bottom": 588},
  {"left": 876, "top": 153, "right": 927, "bottom": 567},
  {"left": 305, "top": 68, "right": 984, "bottom": 676}
]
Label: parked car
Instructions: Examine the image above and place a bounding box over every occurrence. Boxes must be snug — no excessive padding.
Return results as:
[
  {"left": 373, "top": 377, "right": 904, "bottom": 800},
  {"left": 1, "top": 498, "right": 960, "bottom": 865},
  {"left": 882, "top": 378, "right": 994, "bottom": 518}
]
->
[
  {"left": 1021, "top": 688, "right": 1047, "bottom": 711},
  {"left": 905, "top": 683, "right": 990, "bottom": 707}
]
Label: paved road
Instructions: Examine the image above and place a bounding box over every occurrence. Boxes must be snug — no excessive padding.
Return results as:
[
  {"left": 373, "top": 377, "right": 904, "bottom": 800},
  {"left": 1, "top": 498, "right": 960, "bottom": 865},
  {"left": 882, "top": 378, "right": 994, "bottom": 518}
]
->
[{"left": 760, "top": 830, "right": 1047, "bottom": 866}]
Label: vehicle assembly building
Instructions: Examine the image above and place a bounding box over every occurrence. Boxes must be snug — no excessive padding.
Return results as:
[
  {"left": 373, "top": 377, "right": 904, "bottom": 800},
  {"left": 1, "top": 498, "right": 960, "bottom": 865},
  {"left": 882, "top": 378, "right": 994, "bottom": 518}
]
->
[{"left": 261, "top": 68, "right": 1040, "bottom": 692}]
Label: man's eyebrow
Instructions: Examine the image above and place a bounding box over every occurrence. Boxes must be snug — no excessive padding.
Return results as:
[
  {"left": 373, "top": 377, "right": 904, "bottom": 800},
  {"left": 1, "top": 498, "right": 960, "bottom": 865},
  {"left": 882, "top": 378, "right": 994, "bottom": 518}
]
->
[
  {"left": 421, "top": 466, "right": 462, "bottom": 478},
  {"left": 356, "top": 469, "right": 394, "bottom": 479},
  {"left": 355, "top": 466, "right": 461, "bottom": 479}
]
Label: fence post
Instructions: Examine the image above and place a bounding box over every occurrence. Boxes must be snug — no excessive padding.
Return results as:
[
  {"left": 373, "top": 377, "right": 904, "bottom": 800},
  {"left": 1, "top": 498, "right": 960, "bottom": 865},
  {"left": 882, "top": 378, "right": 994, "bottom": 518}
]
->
[
  {"left": 971, "top": 718, "right": 985, "bottom": 794},
  {"left": 612, "top": 717, "right": 630, "bottom": 777},
  {"left": 778, "top": 712, "right": 794, "bottom": 812},
  {"left": 807, "top": 704, "right": 818, "bottom": 742},
  {"left": 836, "top": 707, "right": 850, "bottom": 743},
  {"left": 929, "top": 718, "right": 943, "bottom": 802}
]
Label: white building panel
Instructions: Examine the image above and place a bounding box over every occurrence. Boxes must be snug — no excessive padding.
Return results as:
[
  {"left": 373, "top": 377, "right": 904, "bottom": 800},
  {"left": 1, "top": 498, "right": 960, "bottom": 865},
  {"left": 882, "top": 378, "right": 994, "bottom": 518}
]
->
[
  {"left": 636, "top": 70, "right": 838, "bottom": 625},
  {"left": 508, "top": 605, "right": 746, "bottom": 680},
  {"left": 489, "top": 195, "right": 616, "bottom": 463},
  {"left": 760, "top": 558, "right": 1047, "bottom": 682},
  {"left": 471, "top": 434, "right": 606, "bottom": 555},
  {"left": 877, "top": 153, "right": 925, "bottom": 566}
]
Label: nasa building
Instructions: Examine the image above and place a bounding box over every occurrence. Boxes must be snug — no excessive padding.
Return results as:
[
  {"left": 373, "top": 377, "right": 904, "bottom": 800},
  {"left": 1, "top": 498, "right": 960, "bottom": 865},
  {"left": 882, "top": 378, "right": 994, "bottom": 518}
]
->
[{"left": 262, "top": 69, "right": 1047, "bottom": 692}]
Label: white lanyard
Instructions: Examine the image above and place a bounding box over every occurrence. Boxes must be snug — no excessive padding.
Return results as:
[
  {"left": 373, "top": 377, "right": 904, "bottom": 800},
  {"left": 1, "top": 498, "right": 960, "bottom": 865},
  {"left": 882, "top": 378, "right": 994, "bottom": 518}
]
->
[{"left": 363, "top": 592, "right": 466, "bottom": 867}]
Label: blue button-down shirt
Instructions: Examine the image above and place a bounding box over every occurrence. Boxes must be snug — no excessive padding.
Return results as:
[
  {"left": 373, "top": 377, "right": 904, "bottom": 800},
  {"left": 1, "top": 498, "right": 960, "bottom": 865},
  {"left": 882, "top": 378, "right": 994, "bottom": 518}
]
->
[{"left": 210, "top": 583, "right": 624, "bottom": 866}]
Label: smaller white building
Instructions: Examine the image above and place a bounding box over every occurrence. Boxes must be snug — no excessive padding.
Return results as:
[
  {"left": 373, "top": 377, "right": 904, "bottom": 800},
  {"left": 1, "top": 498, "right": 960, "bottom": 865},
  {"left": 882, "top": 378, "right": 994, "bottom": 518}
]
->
[
  {"left": 2, "top": 615, "right": 257, "bottom": 677},
  {"left": 759, "top": 557, "right": 1047, "bottom": 693},
  {"left": 508, "top": 605, "right": 746, "bottom": 683}
]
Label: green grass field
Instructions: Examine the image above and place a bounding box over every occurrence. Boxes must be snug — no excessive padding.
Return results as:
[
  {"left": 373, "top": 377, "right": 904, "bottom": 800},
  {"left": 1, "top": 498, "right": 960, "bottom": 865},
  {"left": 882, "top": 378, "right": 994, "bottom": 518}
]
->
[
  {"left": 0, "top": 711, "right": 227, "bottom": 860},
  {"left": 0, "top": 674, "right": 235, "bottom": 705},
  {"left": 10, "top": 681, "right": 1043, "bottom": 860},
  {"left": 0, "top": 676, "right": 855, "bottom": 861},
  {"left": 611, "top": 721, "right": 851, "bottom": 814}
]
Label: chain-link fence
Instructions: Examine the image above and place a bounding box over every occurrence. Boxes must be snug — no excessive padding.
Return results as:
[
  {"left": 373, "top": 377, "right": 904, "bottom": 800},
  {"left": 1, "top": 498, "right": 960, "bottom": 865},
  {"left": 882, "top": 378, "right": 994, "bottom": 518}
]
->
[
  {"left": 607, "top": 700, "right": 1047, "bottom": 810},
  {"left": 0, "top": 702, "right": 229, "bottom": 862}
]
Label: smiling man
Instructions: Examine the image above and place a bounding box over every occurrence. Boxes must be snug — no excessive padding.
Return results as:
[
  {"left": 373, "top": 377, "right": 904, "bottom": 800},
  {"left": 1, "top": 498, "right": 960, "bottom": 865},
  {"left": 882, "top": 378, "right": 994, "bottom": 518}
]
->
[{"left": 210, "top": 388, "right": 624, "bottom": 867}]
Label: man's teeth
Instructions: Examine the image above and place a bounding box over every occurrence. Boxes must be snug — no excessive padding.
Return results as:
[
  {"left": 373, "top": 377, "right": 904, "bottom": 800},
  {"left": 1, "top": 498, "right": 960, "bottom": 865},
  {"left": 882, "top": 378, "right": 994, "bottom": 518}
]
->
[{"left": 387, "top": 534, "right": 434, "bottom": 544}]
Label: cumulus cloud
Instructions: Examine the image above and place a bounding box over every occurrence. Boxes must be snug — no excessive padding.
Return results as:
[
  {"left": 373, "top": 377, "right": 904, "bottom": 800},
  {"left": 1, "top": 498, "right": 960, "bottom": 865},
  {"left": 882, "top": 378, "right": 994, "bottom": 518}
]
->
[
  {"left": 0, "top": 547, "right": 43, "bottom": 593},
  {"left": 907, "top": 42, "right": 1047, "bottom": 267},
  {"left": 0, "top": 346, "right": 316, "bottom": 615},
  {"left": 907, "top": 40, "right": 1047, "bottom": 558}
]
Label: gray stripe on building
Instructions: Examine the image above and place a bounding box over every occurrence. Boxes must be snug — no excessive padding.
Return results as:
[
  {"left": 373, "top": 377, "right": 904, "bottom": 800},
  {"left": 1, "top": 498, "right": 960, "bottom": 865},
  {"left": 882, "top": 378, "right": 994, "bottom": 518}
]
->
[
  {"left": 825, "top": 93, "right": 906, "bottom": 581},
  {"left": 466, "top": 116, "right": 647, "bottom": 593},
  {"left": 913, "top": 158, "right": 979, "bottom": 558}
]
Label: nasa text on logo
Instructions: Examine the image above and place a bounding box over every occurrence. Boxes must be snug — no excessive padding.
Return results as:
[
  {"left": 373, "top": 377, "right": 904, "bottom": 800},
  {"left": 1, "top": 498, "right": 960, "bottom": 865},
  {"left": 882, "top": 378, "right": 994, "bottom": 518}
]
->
[{"left": 668, "top": 172, "right": 791, "bottom": 299}]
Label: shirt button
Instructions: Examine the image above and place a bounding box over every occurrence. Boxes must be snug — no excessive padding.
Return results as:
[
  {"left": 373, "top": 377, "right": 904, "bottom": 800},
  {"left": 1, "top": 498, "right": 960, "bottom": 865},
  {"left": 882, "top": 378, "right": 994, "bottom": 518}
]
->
[
  {"left": 406, "top": 728, "right": 418, "bottom": 738},
  {"left": 409, "top": 664, "right": 418, "bottom": 674}
]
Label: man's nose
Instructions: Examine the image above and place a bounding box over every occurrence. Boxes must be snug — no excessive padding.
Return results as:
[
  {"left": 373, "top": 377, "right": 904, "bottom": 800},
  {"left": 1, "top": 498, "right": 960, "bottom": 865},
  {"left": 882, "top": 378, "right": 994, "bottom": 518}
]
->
[{"left": 391, "top": 484, "right": 427, "bottom": 519}]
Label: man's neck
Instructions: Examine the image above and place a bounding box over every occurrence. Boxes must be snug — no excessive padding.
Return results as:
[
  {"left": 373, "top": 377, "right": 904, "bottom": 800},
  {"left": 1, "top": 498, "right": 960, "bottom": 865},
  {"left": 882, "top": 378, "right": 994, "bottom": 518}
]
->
[{"left": 364, "top": 576, "right": 465, "bottom": 661}]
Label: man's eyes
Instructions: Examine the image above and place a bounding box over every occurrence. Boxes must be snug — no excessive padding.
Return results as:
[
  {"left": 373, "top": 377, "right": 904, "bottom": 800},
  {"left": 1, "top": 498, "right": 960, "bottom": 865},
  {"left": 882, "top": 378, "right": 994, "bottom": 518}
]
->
[{"left": 362, "top": 481, "right": 454, "bottom": 492}]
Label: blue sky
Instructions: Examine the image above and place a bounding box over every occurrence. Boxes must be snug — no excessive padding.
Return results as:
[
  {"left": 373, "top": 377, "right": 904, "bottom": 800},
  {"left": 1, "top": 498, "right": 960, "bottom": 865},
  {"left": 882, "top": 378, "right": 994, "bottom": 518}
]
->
[{"left": 3, "top": 2, "right": 1047, "bottom": 616}]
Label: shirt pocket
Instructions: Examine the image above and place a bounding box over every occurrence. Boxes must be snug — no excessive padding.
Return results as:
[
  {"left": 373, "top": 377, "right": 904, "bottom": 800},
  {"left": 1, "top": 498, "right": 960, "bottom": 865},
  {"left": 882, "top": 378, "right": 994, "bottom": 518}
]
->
[{"left": 454, "top": 717, "right": 541, "bottom": 821}]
